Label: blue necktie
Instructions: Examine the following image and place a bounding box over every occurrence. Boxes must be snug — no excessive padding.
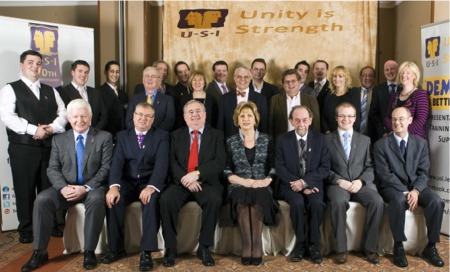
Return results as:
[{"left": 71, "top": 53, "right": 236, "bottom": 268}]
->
[
  {"left": 76, "top": 135, "right": 84, "bottom": 184},
  {"left": 343, "top": 132, "right": 350, "bottom": 160}
]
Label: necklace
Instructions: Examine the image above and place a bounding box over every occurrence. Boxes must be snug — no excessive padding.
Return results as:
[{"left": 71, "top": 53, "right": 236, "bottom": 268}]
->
[{"left": 399, "top": 88, "right": 415, "bottom": 99}]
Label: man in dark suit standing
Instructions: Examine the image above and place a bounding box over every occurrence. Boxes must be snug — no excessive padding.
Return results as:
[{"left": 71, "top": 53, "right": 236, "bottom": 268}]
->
[
  {"left": 355, "top": 66, "right": 376, "bottom": 140},
  {"left": 218, "top": 67, "right": 268, "bottom": 138},
  {"left": 249, "top": 58, "right": 279, "bottom": 106},
  {"left": 374, "top": 107, "right": 444, "bottom": 268},
  {"left": 58, "top": 60, "right": 108, "bottom": 130},
  {"left": 270, "top": 69, "right": 320, "bottom": 141},
  {"left": 160, "top": 100, "right": 226, "bottom": 267},
  {"left": 325, "top": 102, "right": 383, "bottom": 265},
  {"left": 0, "top": 50, "right": 67, "bottom": 243},
  {"left": 295, "top": 60, "right": 315, "bottom": 96},
  {"left": 101, "top": 102, "right": 169, "bottom": 271},
  {"left": 21, "top": 99, "right": 113, "bottom": 271},
  {"left": 307, "top": 60, "right": 330, "bottom": 114},
  {"left": 166, "top": 61, "right": 191, "bottom": 130},
  {"left": 205, "top": 60, "right": 233, "bottom": 106},
  {"left": 369, "top": 60, "right": 402, "bottom": 142},
  {"left": 98, "top": 60, "right": 128, "bottom": 141},
  {"left": 126, "top": 66, "right": 175, "bottom": 132},
  {"left": 275, "top": 105, "right": 330, "bottom": 264}
]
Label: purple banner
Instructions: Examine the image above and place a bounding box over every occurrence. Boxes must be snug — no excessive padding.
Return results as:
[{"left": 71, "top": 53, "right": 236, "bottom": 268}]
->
[{"left": 29, "top": 23, "right": 62, "bottom": 88}]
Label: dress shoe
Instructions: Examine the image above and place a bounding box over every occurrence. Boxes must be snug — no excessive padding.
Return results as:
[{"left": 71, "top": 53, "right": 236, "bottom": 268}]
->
[
  {"left": 364, "top": 250, "right": 380, "bottom": 264},
  {"left": 83, "top": 250, "right": 98, "bottom": 270},
  {"left": 21, "top": 250, "right": 48, "bottom": 272},
  {"left": 422, "top": 246, "right": 445, "bottom": 267},
  {"left": 162, "top": 248, "right": 177, "bottom": 267},
  {"left": 50, "top": 227, "right": 63, "bottom": 237},
  {"left": 393, "top": 245, "right": 408, "bottom": 267},
  {"left": 196, "top": 246, "right": 215, "bottom": 266},
  {"left": 241, "top": 257, "right": 251, "bottom": 265},
  {"left": 139, "top": 251, "right": 154, "bottom": 271},
  {"left": 99, "top": 249, "right": 127, "bottom": 264},
  {"left": 307, "top": 244, "right": 323, "bottom": 264},
  {"left": 19, "top": 233, "right": 33, "bottom": 244},
  {"left": 251, "top": 257, "right": 262, "bottom": 265},
  {"left": 335, "top": 252, "right": 348, "bottom": 264},
  {"left": 289, "top": 242, "right": 306, "bottom": 262}
]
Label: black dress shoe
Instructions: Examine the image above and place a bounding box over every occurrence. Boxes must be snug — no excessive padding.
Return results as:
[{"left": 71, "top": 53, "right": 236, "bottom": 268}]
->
[
  {"left": 51, "top": 227, "right": 63, "bottom": 237},
  {"left": 423, "top": 246, "right": 445, "bottom": 267},
  {"left": 162, "top": 248, "right": 177, "bottom": 267},
  {"left": 251, "top": 257, "right": 262, "bottom": 266},
  {"left": 99, "top": 250, "right": 127, "bottom": 264},
  {"left": 334, "top": 252, "right": 347, "bottom": 264},
  {"left": 19, "top": 233, "right": 34, "bottom": 244},
  {"left": 22, "top": 250, "right": 48, "bottom": 272},
  {"left": 241, "top": 257, "right": 251, "bottom": 265},
  {"left": 307, "top": 244, "right": 323, "bottom": 264},
  {"left": 83, "top": 250, "right": 98, "bottom": 270},
  {"left": 393, "top": 245, "right": 408, "bottom": 267},
  {"left": 139, "top": 251, "right": 154, "bottom": 271},
  {"left": 289, "top": 242, "right": 306, "bottom": 262},
  {"left": 196, "top": 246, "right": 215, "bottom": 266}
]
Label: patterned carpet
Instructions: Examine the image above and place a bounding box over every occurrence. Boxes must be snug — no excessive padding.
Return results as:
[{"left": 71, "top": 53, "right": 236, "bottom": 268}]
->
[{"left": 0, "top": 230, "right": 448, "bottom": 271}]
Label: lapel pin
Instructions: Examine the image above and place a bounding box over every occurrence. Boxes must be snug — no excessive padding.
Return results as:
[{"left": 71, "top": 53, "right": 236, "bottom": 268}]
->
[
  {"left": 142, "top": 145, "right": 145, "bottom": 149},
  {"left": 308, "top": 148, "right": 311, "bottom": 152}
]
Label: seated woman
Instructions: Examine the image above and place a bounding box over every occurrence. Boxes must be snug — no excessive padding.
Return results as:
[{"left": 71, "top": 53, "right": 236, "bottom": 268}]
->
[
  {"left": 224, "top": 101, "right": 279, "bottom": 266},
  {"left": 384, "top": 61, "right": 429, "bottom": 139},
  {"left": 179, "top": 70, "right": 218, "bottom": 128},
  {"left": 321, "top": 65, "right": 360, "bottom": 134}
]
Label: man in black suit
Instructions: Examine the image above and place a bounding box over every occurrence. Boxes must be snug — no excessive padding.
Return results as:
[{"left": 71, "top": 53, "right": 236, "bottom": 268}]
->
[
  {"left": 307, "top": 60, "right": 330, "bottom": 114},
  {"left": 97, "top": 60, "right": 128, "bottom": 141},
  {"left": 373, "top": 107, "right": 444, "bottom": 268},
  {"left": 126, "top": 66, "right": 175, "bottom": 132},
  {"left": 58, "top": 60, "right": 108, "bottom": 130},
  {"left": 166, "top": 61, "right": 191, "bottom": 130},
  {"left": 134, "top": 60, "right": 173, "bottom": 95},
  {"left": 249, "top": 58, "right": 279, "bottom": 106},
  {"left": 21, "top": 99, "right": 113, "bottom": 271},
  {"left": 0, "top": 50, "right": 67, "bottom": 243},
  {"left": 205, "top": 60, "right": 233, "bottom": 106},
  {"left": 355, "top": 66, "right": 376, "bottom": 139},
  {"left": 218, "top": 67, "right": 268, "bottom": 138},
  {"left": 275, "top": 105, "right": 330, "bottom": 264},
  {"left": 160, "top": 100, "right": 226, "bottom": 267},
  {"left": 295, "top": 60, "right": 315, "bottom": 96},
  {"left": 101, "top": 102, "right": 169, "bottom": 271},
  {"left": 369, "top": 60, "right": 402, "bottom": 142}
]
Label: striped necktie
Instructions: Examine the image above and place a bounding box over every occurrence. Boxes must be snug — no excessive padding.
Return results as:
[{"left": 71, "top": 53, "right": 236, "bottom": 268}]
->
[{"left": 360, "top": 89, "right": 368, "bottom": 132}]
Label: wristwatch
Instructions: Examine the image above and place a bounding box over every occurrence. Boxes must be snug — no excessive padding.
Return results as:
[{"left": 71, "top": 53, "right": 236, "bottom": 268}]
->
[{"left": 195, "top": 170, "right": 201, "bottom": 177}]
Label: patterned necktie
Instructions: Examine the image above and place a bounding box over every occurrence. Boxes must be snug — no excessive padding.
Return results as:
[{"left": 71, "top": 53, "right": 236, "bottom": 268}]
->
[
  {"left": 314, "top": 82, "right": 321, "bottom": 94},
  {"left": 76, "top": 135, "right": 84, "bottom": 184},
  {"left": 389, "top": 84, "right": 396, "bottom": 95},
  {"left": 187, "top": 130, "right": 199, "bottom": 172},
  {"left": 360, "top": 89, "right": 368, "bottom": 132},
  {"left": 236, "top": 90, "right": 246, "bottom": 97},
  {"left": 400, "top": 139, "right": 406, "bottom": 159},
  {"left": 147, "top": 93, "right": 153, "bottom": 105},
  {"left": 221, "top": 84, "right": 228, "bottom": 94},
  {"left": 343, "top": 132, "right": 350, "bottom": 160},
  {"left": 298, "top": 139, "right": 306, "bottom": 176},
  {"left": 137, "top": 133, "right": 144, "bottom": 149}
]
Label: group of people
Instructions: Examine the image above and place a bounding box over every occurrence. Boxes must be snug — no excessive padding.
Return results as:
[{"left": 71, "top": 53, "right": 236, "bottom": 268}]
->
[{"left": 0, "top": 50, "right": 444, "bottom": 272}]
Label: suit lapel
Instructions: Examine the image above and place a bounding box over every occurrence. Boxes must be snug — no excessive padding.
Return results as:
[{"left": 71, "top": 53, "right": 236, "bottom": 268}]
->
[
  {"left": 388, "top": 135, "right": 405, "bottom": 162},
  {"left": 331, "top": 131, "right": 348, "bottom": 163},
  {"left": 137, "top": 128, "right": 155, "bottom": 163},
  {"left": 198, "top": 127, "right": 210, "bottom": 164},
  {"left": 67, "top": 130, "right": 75, "bottom": 166},
  {"left": 180, "top": 127, "right": 191, "bottom": 167},
  {"left": 68, "top": 84, "right": 82, "bottom": 100},
  {"left": 280, "top": 95, "right": 288, "bottom": 124},
  {"left": 82, "top": 128, "right": 96, "bottom": 171}
]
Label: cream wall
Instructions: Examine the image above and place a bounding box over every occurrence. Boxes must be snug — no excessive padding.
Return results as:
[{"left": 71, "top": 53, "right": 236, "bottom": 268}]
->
[{"left": 434, "top": 0, "right": 450, "bottom": 22}]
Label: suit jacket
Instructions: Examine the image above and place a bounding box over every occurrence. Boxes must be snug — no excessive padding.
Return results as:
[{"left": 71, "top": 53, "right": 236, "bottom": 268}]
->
[
  {"left": 47, "top": 127, "right": 113, "bottom": 191},
  {"left": 369, "top": 82, "right": 402, "bottom": 141},
  {"left": 205, "top": 80, "right": 234, "bottom": 106},
  {"left": 275, "top": 129, "right": 330, "bottom": 193},
  {"left": 109, "top": 127, "right": 169, "bottom": 191},
  {"left": 354, "top": 86, "right": 375, "bottom": 138},
  {"left": 269, "top": 92, "right": 320, "bottom": 141},
  {"left": 166, "top": 82, "right": 190, "bottom": 130},
  {"left": 373, "top": 133, "right": 429, "bottom": 193},
  {"left": 249, "top": 80, "right": 280, "bottom": 107},
  {"left": 326, "top": 131, "right": 375, "bottom": 190},
  {"left": 169, "top": 126, "right": 226, "bottom": 190},
  {"left": 58, "top": 84, "right": 108, "bottom": 130},
  {"left": 301, "top": 84, "right": 316, "bottom": 97},
  {"left": 126, "top": 91, "right": 175, "bottom": 132},
  {"left": 218, "top": 90, "right": 268, "bottom": 138},
  {"left": 98, "top": 83, "right": 128, "bottom": 138},
  {"left": 308, "top": 80, "right": 330, "bottom": 115}
]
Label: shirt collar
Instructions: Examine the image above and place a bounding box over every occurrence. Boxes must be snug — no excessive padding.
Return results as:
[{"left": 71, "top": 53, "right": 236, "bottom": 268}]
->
[
  {"left": 295, "top": 131, "right": 308, "bottom": 141},
  {"left": 106, "top": 82, "right": 117, "bottom": 91},
  {"left": 21, "top": 76, "right": 40, "bottom": 88},
  {"left": 315, "top": 78, "right": 327, "bottom": 86},
  {"left": 337, "top": 127, "right": 353, "bottom": 138},
  {"left": 189, "top": 127, "right": 205, "bottom": 135},
  {"left": 145, "top": 89, "right": 159, "bottom": 96},
  {"left": 73, "top": 128, "right": 90, "bottom": 142},
  {"left": 393, "top": 133, "right": 409, "bottom": 146},
  {"left": 71, "top": 82, "right": 86, "bottom": 90},
  {"left": 135, "top": 128, "right": 148, "bottom": 135}
]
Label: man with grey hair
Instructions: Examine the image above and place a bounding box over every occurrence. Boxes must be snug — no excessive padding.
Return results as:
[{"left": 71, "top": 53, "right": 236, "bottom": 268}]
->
[
  {"left": 22, "top": 99, "right": 113, "bottom": 271},
  {"left": 218, "top": 67, "right": 268, "bottom": 137},
  {"left": 134, "top": 60, "right": 173, "bottom": 95}
]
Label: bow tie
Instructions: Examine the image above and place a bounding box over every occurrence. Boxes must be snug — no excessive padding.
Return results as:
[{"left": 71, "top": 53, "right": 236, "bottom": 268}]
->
[{"left": 236, "top": 90, "right": 246, "bottom": 97}]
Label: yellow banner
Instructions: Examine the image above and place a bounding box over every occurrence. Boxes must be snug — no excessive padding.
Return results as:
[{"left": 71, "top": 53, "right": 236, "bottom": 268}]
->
[{"left": 163, "top": 1, "right": 377, "bottom": 85}]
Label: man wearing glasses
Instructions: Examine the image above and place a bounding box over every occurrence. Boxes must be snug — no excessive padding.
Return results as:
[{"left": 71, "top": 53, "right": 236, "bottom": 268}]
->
[
  {"left": 101, "top": 102, "right": 169, "bottom": 271},
  {"left": 126, "top": 66, "right": 175, "bottom": 132}
]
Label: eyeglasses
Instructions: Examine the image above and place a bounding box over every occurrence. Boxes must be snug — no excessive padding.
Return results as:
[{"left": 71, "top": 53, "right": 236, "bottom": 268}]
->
[
  {"left": 235, "top": 75, "right": 251, "bottom": 80},
  {"left": 184, "top": 109, "right": 204, "bottom": 115},
  {"left": 143, "top": 75, "right": 160, "bottom": 79},
  {"left": 336, "top": 115, "right": 356, "bottom": 119},
  {"left": 134, "top": 112, "right": 154, "bottom": 119}
]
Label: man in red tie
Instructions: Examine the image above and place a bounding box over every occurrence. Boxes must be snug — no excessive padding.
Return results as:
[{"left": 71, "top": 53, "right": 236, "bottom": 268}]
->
[{"left": 160, "top": 100, "right": 226, "bottom": 267}]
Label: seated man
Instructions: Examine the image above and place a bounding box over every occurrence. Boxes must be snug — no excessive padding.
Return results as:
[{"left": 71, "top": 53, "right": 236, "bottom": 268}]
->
[
  {"left": 325, "top": 102, "right": 384, "bottom": 264},
  {"left": 374, "top": 107, "right": 445, "bottom": 268},
  {"left": 160, "top": 100, "right": 226, "bottom": 267},
  {"left": 100, "top": 102, "right": 169, "bottom": 271},
  {"left": 22, "top": 99, "right": 113, "bottom": 271},
  {"left": 275, "top": 105, "right": 330, "bottom": 264}
]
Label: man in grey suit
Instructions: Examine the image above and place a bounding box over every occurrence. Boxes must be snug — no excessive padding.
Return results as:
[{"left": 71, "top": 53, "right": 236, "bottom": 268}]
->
[
  {"left": 21, "top": 99, "right": 113, "bottom": 272},
  {"left": 325, "top": 102, "right": 384, "bottom": 264},
  {"left": 374, "top": 107, "right": 444, "bottom": 268}
]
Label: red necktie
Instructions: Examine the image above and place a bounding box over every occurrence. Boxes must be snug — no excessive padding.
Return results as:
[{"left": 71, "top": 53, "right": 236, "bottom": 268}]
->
[
  {"left": 187, "top": 130, "right": 199, "bottom": 172},
  {"left": 236, "top": 90, "right": 246, "bottom": 97}
]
